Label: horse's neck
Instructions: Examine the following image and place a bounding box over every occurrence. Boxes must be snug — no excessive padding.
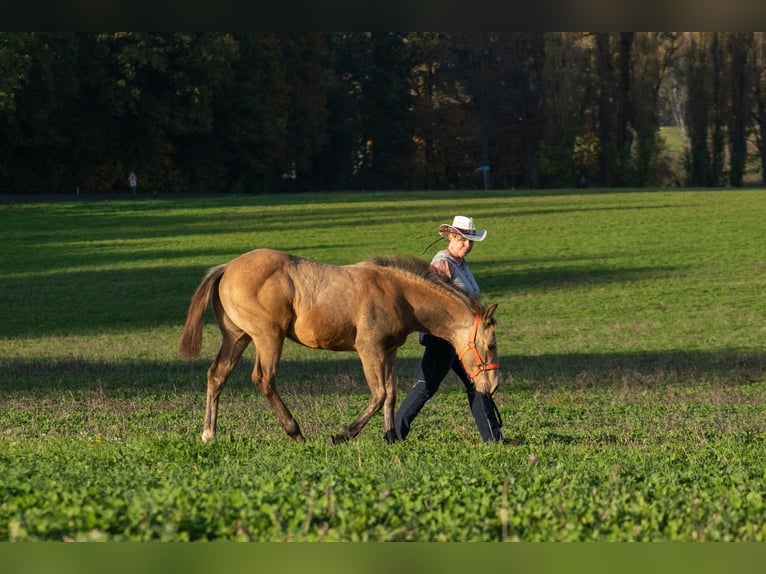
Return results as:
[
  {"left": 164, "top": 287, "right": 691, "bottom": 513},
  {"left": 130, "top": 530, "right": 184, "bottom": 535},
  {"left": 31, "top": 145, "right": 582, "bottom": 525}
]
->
[{"left": 412, "top": 290, "right": 472, "bottom": 346}]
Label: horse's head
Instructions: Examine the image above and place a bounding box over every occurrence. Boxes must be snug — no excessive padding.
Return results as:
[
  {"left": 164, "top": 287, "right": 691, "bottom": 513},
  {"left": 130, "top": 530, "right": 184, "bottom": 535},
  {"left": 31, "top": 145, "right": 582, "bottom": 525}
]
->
[{"left": 456, "top": 303, "right": 500, "bottom": 395}]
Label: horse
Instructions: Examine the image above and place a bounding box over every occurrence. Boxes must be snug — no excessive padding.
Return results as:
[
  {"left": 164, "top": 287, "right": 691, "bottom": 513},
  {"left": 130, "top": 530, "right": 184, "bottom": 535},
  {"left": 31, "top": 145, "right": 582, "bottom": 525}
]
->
[{"left": 178, "top": 248, "right": 500, "bottom": 444}]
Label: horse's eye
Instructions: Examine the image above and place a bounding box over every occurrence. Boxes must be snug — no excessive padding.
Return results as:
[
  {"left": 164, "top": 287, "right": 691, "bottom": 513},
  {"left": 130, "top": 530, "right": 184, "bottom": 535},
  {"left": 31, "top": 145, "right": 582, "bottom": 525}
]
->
[{"left": 488, "top": 343, "right": 496, "bottom": 351}]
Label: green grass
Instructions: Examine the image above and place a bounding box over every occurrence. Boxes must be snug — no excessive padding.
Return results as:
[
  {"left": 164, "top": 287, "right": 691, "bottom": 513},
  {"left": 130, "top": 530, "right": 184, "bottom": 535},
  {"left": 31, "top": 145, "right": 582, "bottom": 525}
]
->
[{"left": 1, "top": 189, "right": 765, "bottom": 541}]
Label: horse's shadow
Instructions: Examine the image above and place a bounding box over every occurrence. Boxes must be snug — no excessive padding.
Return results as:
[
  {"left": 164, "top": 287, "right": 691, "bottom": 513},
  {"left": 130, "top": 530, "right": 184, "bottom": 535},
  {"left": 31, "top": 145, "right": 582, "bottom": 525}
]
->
[{"left": 2, "top": 349, "right": 762, "bottom": 395}]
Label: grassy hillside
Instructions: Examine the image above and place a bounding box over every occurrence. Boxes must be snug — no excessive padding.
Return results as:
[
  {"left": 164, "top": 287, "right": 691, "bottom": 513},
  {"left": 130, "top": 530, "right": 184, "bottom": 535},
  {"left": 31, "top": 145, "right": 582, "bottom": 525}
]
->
[{"left": 1, "top": 189, "right": 765, "bottom": 541}]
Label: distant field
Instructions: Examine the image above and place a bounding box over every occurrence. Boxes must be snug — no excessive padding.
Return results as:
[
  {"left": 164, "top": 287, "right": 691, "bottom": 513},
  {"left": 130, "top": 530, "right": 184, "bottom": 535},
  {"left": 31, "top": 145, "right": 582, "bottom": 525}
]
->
[
  {"left": 659, "top": 125, "right": 763, "bottom": 186},
  {"left": 1, "top": 189, "right": 765, "bottom": 541}
]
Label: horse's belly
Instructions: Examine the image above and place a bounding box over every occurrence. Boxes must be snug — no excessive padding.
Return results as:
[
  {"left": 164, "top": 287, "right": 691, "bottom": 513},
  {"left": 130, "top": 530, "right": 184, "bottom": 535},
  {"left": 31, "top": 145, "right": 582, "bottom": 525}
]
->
[{"left": 289, "top": 321, "right": 356, "bottom": 351}]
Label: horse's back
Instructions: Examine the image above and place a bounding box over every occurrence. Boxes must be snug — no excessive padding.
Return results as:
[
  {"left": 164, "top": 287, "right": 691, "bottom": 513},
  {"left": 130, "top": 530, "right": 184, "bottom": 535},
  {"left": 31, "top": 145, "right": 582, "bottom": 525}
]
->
[
  {"left": 214, "top": 249, "right": 427, "bottom": 351},
  {"left": 225, "top": 248, "right": 293, "bottom": 271},
  {"left": 216, "top": 249, "right": 351, "bottom": 340}
]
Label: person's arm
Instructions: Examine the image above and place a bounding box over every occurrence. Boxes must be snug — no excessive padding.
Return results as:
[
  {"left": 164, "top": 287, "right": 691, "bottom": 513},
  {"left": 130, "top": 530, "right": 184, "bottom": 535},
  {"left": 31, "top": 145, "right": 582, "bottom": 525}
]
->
[{"left": 431, "top": 258, "right": 454, "bottom": 279}]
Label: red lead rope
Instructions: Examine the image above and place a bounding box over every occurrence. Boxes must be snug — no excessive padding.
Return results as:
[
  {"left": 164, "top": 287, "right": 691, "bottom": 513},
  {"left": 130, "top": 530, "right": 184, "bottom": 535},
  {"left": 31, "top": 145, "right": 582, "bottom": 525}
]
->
[{"left": 457, "top": 314, "right": 500, "bottom": 380}]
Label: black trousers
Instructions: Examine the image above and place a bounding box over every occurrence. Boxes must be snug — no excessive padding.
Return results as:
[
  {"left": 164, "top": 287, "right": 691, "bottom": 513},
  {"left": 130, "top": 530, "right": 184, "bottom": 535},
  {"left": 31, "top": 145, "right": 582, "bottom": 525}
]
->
[{"left": 394, "top": 333, "right": 503, "bottom": 442}]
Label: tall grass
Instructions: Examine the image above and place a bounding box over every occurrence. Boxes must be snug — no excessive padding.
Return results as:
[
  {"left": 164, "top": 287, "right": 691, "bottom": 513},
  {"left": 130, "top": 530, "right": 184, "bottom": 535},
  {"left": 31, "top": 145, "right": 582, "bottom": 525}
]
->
[{"left": 1, "top": 189, "right": 765, "bottom": 541}]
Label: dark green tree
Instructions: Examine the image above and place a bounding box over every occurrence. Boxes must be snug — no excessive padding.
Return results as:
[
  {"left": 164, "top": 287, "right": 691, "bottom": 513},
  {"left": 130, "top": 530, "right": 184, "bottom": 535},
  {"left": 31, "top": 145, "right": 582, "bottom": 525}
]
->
[
  {"left": 278, "top": 33, "right": 329, "bottom": 191},
  {"left": 201, "top": 33, "right": 288, "bottom": 193},
  {"left": 539, "top": 33, "right": 593, "bottom": 187},
  {"left": 685, "top": 33, "right": 712, "bottom": 186},
  {"left": 727, "top": 32, "right": 752, "bottom": 188},
  {"left": 710, "top": 32, "right": 726, "bottom": 186},
  {"left": 751, "top": 32, "right": 766, "bottom": 185},
  {"left": 0, "top": 33, "right": 112, "bottom": 193}
]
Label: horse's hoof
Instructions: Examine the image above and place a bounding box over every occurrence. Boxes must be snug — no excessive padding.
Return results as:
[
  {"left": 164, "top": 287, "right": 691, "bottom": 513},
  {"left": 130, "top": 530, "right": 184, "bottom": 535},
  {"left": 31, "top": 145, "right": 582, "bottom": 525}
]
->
[
  {"left": 328, "top": 434, "right": 347, "bottom": 445},
  {"left": 384, "top": 429, "right": 398, "bottom": 444},
  {"left": 201, "top": 431, "right": 215, "bottom": 443}
]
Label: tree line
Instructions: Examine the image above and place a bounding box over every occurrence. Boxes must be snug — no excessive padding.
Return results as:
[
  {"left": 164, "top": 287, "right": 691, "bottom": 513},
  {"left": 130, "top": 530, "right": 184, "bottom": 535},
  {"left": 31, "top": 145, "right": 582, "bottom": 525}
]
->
[{"left": 2, "top": 32, "right": 766, "bottom": 195}]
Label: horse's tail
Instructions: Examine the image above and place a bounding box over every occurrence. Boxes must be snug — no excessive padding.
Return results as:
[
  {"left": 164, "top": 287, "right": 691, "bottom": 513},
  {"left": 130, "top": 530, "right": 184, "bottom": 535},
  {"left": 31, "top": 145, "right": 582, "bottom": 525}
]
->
[{"left": 178, "top": 264, "right": 227, "bottom": 359}]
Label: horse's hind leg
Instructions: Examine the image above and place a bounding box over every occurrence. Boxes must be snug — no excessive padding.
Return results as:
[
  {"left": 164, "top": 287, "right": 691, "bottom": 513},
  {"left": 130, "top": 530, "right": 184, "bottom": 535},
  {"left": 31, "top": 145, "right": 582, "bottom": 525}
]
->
[
  {"left": 252, "top": 335, "right": 304, "bottom": 443},
  {"left": 202, "top": 328, "right": 251, "bottom": 443}
]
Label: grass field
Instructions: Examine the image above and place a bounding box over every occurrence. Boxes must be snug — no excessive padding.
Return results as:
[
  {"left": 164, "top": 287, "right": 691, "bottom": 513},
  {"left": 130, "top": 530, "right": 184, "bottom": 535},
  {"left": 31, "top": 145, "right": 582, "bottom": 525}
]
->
[{"left": 1, "top": 189, "right": 765, "bottom": 541}]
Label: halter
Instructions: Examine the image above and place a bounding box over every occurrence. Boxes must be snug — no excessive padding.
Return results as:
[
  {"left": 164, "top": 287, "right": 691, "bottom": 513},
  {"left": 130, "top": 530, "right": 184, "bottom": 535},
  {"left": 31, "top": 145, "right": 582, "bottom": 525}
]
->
[{"left": 457, "top": 314, "right": 500, "bottom": 380}]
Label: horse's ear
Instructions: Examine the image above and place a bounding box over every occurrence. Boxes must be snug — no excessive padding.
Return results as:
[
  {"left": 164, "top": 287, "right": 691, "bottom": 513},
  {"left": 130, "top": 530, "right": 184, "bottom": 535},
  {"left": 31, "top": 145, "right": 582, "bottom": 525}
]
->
[{"left": 484, "top": 303, "right": 498, "bottom": 324}]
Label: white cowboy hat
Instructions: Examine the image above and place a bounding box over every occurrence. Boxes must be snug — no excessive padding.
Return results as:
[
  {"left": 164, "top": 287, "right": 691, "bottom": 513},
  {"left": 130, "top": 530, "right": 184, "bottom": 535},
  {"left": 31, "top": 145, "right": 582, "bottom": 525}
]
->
[{"left": 439, "top": 215, "right": 487, "bottom": 242}]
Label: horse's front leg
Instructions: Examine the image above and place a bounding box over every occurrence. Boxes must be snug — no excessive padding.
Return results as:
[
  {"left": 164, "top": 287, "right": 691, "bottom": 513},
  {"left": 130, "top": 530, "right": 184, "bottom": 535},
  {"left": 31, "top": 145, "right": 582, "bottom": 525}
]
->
[{"left": 330, "top": 350, "right": 396, "bottom": 444}]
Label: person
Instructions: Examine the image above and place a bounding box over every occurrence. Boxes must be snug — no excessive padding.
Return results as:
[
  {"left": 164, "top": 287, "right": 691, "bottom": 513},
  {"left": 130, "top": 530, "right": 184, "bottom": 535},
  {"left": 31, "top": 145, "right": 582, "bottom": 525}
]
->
[{"left": 394, "top": 215, "right": 517, "bottom": 444}]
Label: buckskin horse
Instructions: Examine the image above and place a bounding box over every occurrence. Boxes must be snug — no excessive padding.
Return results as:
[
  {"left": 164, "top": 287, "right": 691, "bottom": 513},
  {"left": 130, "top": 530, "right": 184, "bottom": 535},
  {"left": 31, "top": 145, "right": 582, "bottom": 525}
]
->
[{"left": 178, "top": 248, "right": 500, "bottom": 444}]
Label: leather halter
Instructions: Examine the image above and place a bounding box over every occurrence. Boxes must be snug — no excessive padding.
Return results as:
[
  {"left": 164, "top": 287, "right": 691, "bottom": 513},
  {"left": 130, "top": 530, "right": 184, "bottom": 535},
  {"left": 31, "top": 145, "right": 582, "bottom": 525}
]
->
[{"left": 457, "top": 314, "right": 500, "bottom": 380}]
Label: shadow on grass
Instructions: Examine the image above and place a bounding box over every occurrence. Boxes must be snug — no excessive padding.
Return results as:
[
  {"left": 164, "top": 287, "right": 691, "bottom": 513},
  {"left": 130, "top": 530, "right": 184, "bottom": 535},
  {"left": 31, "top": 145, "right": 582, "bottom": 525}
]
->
[
  {"left": 1, "top": 259, "right": 684, "bottom": 338},
  {"left": 479, "top": 262, "right": 682, "bottom": 294},
  {"left": 1, "top": 266, "right": 199, "bottom": 338},
  {"left": 504, "top": 349, "right": 766, "bottom": 390},
  {"left": 2, "top": 349, "right": 763, "bottom": 396}
]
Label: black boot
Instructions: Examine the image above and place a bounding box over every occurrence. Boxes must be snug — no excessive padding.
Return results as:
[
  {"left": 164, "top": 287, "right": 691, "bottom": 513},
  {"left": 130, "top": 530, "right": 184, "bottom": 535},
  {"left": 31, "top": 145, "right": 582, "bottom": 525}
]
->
[{"left": 467, "top": 386, "right": 504, "bottom": 442}]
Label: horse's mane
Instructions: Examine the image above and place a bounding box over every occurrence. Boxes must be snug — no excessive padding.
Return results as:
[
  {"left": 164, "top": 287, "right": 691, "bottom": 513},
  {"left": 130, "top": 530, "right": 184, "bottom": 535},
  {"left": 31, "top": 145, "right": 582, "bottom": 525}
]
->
[{"left": 364, "top": 255, "right": 483, "bottom": 314}]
